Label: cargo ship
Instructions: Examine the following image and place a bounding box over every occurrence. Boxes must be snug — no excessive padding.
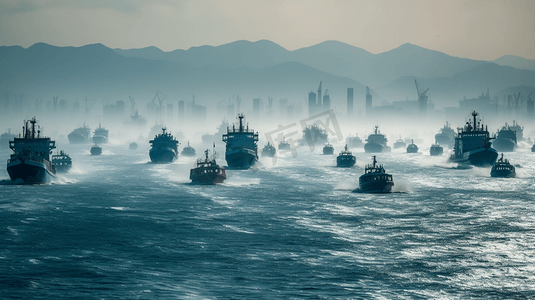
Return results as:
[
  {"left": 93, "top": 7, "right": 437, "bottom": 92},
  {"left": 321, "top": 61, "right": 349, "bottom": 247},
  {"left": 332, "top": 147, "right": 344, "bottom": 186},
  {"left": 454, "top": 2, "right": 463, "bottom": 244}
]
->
[
  {"left": 302, "top": 123, "right": 328, "bottom": 146},
  {"left": 393, "top": 137, "right": 406, "bottom": 149},
  {"left": 92, "top": 123, "right": 109, "bottom": 144},
  {"left": 357, "top": 156, "right": 394, "bottom": 193},
  {"left": 346, "top": 134, "right": 363, "bottom": 148},
  {"left": 7, "top": 118, "right": 56, "bottom": 184},
  {"left": 222, "top": 114, "right": 258, "bottom": 169},
  {"left": 149, "top": 128, "right": 179, "bottom": 163},
  {"left": 278, "top": 137, "right": 291, "bottom": 150},
  {"left": 52, "top": 150, "right": 72, "bottom": 173},
  {"left": 448, "top": 111, "right": 498, "bottom": 167},
  {"left": 435, "top": 121, "right": 455, "bottom": 148},
  {"left": 364, "top": 126, "right": 390, "bottom": 153},
  {"left": 190, "top": 147, "right": 226, "bottom": 185},
  {"left": 492, "top": 123, "right": 516, "bottom": 152},
  {"left": 68, "top": 123, "right": 91, "bottom": 144}
]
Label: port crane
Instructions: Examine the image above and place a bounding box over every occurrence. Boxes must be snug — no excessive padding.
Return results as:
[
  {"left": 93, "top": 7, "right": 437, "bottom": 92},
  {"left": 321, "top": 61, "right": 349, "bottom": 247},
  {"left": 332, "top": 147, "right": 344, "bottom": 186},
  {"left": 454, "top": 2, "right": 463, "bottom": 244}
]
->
[{"left": 415, "top": 80, "right": 429, "bottom": 115}]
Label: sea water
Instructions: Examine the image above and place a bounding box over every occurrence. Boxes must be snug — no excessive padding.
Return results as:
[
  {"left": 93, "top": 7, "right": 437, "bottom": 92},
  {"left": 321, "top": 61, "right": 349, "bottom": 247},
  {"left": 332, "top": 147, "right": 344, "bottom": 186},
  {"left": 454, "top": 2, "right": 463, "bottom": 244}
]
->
[{"left": 1, "top": 143, "right": 535, "bottom": 298}]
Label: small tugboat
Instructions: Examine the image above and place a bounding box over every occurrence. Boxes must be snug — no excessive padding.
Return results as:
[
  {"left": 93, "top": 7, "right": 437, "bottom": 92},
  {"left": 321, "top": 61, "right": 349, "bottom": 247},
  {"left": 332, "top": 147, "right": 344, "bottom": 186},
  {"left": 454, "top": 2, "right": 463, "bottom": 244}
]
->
[
  {"left": 429, "top": 142, "right": 443, "bottom": 156},
  {"left": 68, "top": 123, "right": 91, "bottom": 144},
  {"left": 222, "top": 114, "right": 258, "bottom": 169},
  {"left": 278, "top": 137, "right": 291, "bottom": 150},
  {"left": 346, "top": 134, "right": 363, "bottom": 148},
  {"left": 357, "top": 156, "right": 394, "bottom": 193},
  {"left": 323, "top": 143, "right": 334, "bottom": 155},
  {"left": 393, "top": 137, "right": 406, "bottom": 149},
  {"left": 90, "top": 144, "right": 102, "bottom": 155},
  {"left": 181, "top": 141, "right": 197, "bottom": 157},
  {"left": 448, "top": 111, "right": 498, "bottom": 167},
  {"left": 149, "top": 128, "right": 179, "bottom": 163},
  {"left": 336, "top": 145, "right": 356, "bottom": 167},
  {"left": 92, "top": 123, "right": 109, "bottom": 144},
  {"left": 261, "top": 142, "right": 276, "bottom": 157},
  {"left": 490, "top": 153, "right": 516, "bottom": 178},
  {"left": 406, "top": 139, "right": 419, "bottom": 153},
  {"left": 364, "top": 126, "right": 390, "bottom": 153},
  {"left": 129, "top": 142, "right": 138, "bottom": 150},
  {"left": 7, "top": 118, "right": 56, "bottom": 184},
  {"left": 52, "top": 150, "right": 72, "bottom": 173},
  {"left": 492, "top": 123, "right": 517, "bottom": 152},
  {"left": 190, "top": 146, "right": 226, "bottom": 185}
]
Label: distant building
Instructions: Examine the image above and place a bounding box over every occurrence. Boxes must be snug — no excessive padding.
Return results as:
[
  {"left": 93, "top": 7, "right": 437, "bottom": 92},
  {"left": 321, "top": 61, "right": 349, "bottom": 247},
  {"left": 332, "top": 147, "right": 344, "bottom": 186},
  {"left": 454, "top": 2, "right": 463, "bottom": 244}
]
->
[
  {"left": 347, "top": 88, "right": 353, "bottom": 117},
  {"left": 323, "top": 93, "right": 331, "bottom": 111},
  {"left": 366, "top": 86, "right": 372, "bottom": 114},
  {"left": 103, "top": 101, "right": 125, "bottom": 121},
  {"left": 167, "top": 103, "right": 173, "bottom": 121},
  {"left": 178, "top": 100, "right": 185, "bottom": 122},
  {"left": 308, "top": 92, "right": 316, "bottom": 116},
  {"left": 253, "top": 98, "right": 261, "bottom": 118}
]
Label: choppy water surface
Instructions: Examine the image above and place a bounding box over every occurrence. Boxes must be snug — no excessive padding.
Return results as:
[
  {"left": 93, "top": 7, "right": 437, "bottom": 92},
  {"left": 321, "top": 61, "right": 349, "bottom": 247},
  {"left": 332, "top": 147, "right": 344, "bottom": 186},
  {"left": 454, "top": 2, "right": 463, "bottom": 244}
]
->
[{"left": 1, "top": 143, "right": 535, "bottom": 298}]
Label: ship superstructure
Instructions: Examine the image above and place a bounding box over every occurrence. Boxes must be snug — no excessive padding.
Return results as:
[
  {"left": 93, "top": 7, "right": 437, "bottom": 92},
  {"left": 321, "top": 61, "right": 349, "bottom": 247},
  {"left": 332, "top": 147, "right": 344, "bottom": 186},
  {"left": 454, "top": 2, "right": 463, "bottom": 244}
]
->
[
  {"left": 52, "top": 150, "right": 72, "bottom": 173},
  {"left": 358, "top": 156, "right": 394, "bottom": 193},
  {"left": 149, "top": 128, "right": 179, "bottom": 163},
  {"left": 261, "top": 142, "right": 276, "bottom": 157},
  {"left": 491, "top": 153, "right": 515, "bottom": 178},
  {"left": 190, "top": 147, "right": 226, "bottom": 185},
  {"left": 92, "top": 123, "right": 109, "bottom": 144},
  {"left": 492, "top": 123, "right": 517, "bottom": 152},
  {"left": 222, "top": 114, "right": 258, "bottom": 169},
  {"left": 449, "top": 111, "right": 498, "bottom": 167},
  {"left": 68, "top": 123, "right": 91, "bottom": 144},
  {"left": 336, "top": 144, "right": 356, "bottom": 167},
  {"left": 509, "top": 120, "right": 524, "bottom": 141},
  {"left": 364, "top": 126, "right": 390, "bottom": 153},
  {"left": 7, "top": 118, "right": 56, "bottom": 184},
  {"left": 435, "top": 121, "right": 455, "bottom": 148}
]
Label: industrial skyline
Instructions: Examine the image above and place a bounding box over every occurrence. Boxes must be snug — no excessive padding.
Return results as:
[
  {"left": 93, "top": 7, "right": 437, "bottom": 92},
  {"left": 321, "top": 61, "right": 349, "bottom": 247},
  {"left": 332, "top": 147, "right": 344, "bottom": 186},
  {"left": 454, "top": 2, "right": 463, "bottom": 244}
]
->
[{"left": 0, "top": 0, "right": 534, "bottom": 60}]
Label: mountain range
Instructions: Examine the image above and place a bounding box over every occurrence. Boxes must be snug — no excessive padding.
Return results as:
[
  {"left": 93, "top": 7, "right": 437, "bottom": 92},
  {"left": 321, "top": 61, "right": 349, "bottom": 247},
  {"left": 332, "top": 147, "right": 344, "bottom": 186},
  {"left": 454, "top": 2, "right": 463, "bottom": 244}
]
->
[{"left": 1, "top": 40, "right": 534, "bottom": 110}]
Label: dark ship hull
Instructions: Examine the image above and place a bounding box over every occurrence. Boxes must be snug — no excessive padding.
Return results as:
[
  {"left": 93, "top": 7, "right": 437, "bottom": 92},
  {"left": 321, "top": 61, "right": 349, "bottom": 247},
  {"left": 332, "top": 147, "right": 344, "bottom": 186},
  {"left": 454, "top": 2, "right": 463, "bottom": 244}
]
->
[
  {"left": 261, "top": 149, "right": 276, "bottom": 157},
  {"left": 492, "top": 138, "right": 515, "bottom": 152},
  {"left": 406, "top": 145, "right": 418, "bottom": 153},
  {"left": 364, "top": 142, "right": 389, "bottom": 153},
  {"left": 149, "top": 148, "right": 177, "bottom": 163},
  {"left": 336, "top": 156, "right": 356, "bottom": 167},
  {"left": 323, "top": 147, "right": 334, "bottom": 155},
  {"left": 359, "top": 181, "right": 394, "bottom": 193},
  {"left": 181, "top": 149, "right": 197, "bottom": 157},
  {"left": 90, "top": 146, "right": 102, "bottom": 156},
  {"left": 54, "top": 164, "right": 72, "bottom": 173},
  {"left": 190, "top": 173, "right": 226, "bottom": 185},
  {"left": 92, "top": 135, "right": 108, "bottom": 144},
  {"left": 7, "top": 159, "right": 55, "bottom": 184},
  {"left": 430, "top": 147, "right": 443, "bottom": 156},
  {"left": 490, "top": 169, "right": 515, "bottom": 178},
  {"left": 225, "top": 149, "right": 257, "bottom": 169},
  {"left": 68, "top": 133, "right": 89, "bottom": 144},
  {"left": 450, "top": 148, "right": 498, "bottom": 167}
]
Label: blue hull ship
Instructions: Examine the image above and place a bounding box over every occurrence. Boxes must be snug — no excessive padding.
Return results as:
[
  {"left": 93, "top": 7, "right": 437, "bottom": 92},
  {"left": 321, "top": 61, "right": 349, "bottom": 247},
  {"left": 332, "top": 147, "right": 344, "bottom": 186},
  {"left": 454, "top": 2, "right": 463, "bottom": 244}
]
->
[
  {"left": 222, "top": 114, "right": 258, "bottom": 169},
  {"left": 7, "top": 118, "right": 56, "bottom": 184},
  {"left": 449, "top": 111, "right": 498, "bottom": 167},
  {"left": 149, "top": 128, "right": 179, "bottom": 163}
]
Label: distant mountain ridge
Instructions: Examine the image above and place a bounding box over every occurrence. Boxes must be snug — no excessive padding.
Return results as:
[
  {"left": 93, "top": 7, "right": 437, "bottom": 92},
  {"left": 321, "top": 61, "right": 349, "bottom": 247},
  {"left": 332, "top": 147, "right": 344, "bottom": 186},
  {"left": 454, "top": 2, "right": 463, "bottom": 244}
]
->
[
  {"left": 493, "top": 55, "right": 535, "bottom": 71},
  {"left": 114, "top": 40, "right": 490, "bottom": 87}
]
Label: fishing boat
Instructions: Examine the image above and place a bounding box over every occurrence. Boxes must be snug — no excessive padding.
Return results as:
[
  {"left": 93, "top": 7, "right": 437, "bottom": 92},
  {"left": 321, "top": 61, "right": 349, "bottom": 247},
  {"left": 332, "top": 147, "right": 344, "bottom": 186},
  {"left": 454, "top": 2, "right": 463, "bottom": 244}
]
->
[
  {"left": 336, "top": 145, "right": 356, "bottom": 167},
  {"left": 190, "top": 146, "right": 226, "bottom": 185},
  {"left": 357, "top": 156, "right": 394, "bottom": 193},
  {"left": 490, "top": 154, "right": 516, "bottom": 178}
]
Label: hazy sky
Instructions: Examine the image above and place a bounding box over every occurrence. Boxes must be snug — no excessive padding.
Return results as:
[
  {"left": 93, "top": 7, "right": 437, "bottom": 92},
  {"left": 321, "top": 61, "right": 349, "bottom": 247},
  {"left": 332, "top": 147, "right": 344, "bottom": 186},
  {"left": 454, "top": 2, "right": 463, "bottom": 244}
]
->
[{"left": 0, "top": 0, "right": 533, "bottom": 60}]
